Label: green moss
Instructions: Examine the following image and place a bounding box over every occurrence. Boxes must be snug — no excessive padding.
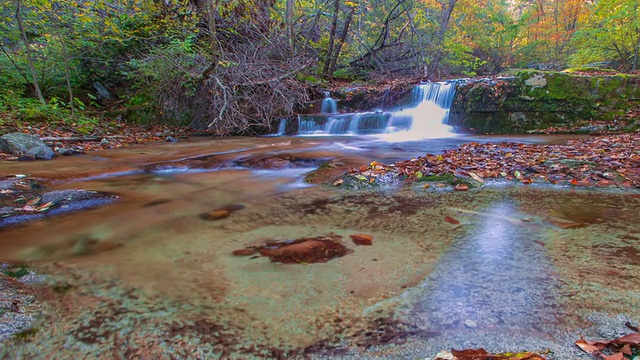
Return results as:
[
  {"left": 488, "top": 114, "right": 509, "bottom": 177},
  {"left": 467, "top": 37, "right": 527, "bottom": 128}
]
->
[
  {"left": 418, "top": 172, "right": 479, "bottom": 188},
  {"left": 562, "top": 67, "right": 618, "bottom": 73},
  {"left": 13, "top": 328, "right": 38, "bottom": 342},
  {"left": 419, "top": 173, "right": 456, "bottom": 182},
  {"left": 1, "top": 266, "right": 30, "bottom": 278}
]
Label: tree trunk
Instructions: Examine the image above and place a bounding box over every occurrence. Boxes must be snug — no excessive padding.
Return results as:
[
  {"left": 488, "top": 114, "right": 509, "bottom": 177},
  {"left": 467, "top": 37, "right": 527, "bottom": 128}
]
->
[
  {"left": 58, "top": 30, "right": 75, "bottom": 117},
  {"left": 634, "top": 0, "right": 639, "bottom": 71},
  {"left": 329, "top": 5, "right": 355, "bottom": 75},
  {"left": 49, "top": 1, "right": 74, "bottom": 117},
  {"left": 286, "top": 0, "right": 294, "bottom": 53},
  {"left": 191, "top": 0, "right": 218, "bottom": 49},
  {"left": 323, "top": 0, "right": 340, "bottom": 76},
  {"left": 15, "top": 0, "right": 45, "bottom": 104},
  {"left": 427, "top": 0, "right": 457, "bottom": 79}
]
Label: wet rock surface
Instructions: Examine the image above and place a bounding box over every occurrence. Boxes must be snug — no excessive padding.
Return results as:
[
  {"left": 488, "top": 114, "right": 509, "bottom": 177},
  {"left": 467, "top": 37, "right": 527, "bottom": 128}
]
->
[
  {"left": 233, "top": 233, "right": 353, "bottom": 264},
  {"left": 0, "top": 133, "right": 54, "bottom": 160},
  {"left": 0, "top": 176, "right": 117, "bottom": 228},
  {"left": 144, "top": 152, "right": 331, "bottom": 172}
]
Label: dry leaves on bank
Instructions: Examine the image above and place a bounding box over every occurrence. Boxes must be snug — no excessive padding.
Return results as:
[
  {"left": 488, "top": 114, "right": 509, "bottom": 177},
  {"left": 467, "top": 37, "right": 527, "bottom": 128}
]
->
[
  {"left": 345, "top": 134, "right": 640, "bottom": 188},
  {"left": 435, "top": 348, "right": 547, "bottom": 359},
  {"left": 575, "top": 323, "right": 640, "bottom": 360}
]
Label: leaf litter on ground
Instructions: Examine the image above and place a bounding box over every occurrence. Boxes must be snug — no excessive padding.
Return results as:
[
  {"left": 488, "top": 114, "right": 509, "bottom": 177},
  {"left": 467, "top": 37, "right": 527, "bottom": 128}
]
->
[
  {"left": 341, "top": 134, "right": 640, "bottom": 189},
  {"left": 575, "top": 322, "right": 640, "bottom": 360}
]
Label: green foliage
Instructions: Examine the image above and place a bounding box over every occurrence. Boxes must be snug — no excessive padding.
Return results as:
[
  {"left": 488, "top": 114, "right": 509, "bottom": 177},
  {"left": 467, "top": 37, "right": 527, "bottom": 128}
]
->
[
  {"left": 2, "top": 0, "right": 640, "bottom": 132},
  {"left": 0, "top": 90, "right": 98, "bottom": 127},
  {"left": 570, "top": 0, "right": 640, "bottom": 70}
]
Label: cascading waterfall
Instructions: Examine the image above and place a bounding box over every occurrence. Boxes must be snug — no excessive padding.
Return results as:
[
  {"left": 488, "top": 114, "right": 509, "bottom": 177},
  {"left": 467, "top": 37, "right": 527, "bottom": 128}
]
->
[
  {"left": 381, "top": 82, "right": 457, "bottom": 141},
  {"left": 295, "top": 82, "right": 457, "bottom": 138},
  {"left": 320, "top": 91, "right": 338, "bottom": 114},
  {"left": 276, "top": 118, "right": 287, "bottom": 135}
]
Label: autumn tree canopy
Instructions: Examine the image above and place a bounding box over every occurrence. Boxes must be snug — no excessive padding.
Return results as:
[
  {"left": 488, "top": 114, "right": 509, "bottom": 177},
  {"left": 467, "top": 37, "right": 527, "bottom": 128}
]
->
[{"left": 0, "top": 0, "right": 636, "bottom": 132}]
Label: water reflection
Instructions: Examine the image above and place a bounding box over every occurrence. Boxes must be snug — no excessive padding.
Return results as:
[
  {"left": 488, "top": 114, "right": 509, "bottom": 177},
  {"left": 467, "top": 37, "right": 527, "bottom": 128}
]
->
[{"left": 412, "top": 201, "right": 561, "bottom": 336}]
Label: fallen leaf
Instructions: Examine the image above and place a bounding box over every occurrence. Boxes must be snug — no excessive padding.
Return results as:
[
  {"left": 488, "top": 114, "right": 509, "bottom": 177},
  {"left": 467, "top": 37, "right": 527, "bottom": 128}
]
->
[
  {"left": 35, "top": 201, "right": 53, "bottom": 212},
  {"left": 26, "top": 197, "right": 41, "bottom": 206},
  {"left": 350, "top": 234, "right": 373, "bottom": 246},
  {"left": 423, "top": 183, "right": 430, "bottom": 189},
  {"left": 201, "top": 209, "right": 230, "bottom": 220},
  {"left": 575, "top": 338, "right": 608, "bottom": 354},
  {"left": 454, "top": 184, "right": 469, "bottom": 191},
  {"left": 232, "top": 248, "right": 257, "bottom": 256},
  {"left": 444, "top": 216, "right": 460, "bottom": 225},
  {"left": 612, "top": 331, "right": 640, "bottom": 346},
  {"left": 602, "top": 353, "right": 624, "bottom": 360},
  {"left": 333, "top": 179, "right": 344, "bottom": 186},
  {"left": 451, "top": 348, "right": 490, "bottom": 359},
  {"left": 469, "top": 172, "right": 484, "bottom": 184}
]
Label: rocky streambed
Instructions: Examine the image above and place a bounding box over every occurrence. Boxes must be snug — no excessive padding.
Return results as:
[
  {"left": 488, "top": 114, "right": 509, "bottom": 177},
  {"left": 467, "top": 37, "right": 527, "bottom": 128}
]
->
[{"left": 0, "top": 135, "right": 639, "bottom": 359}]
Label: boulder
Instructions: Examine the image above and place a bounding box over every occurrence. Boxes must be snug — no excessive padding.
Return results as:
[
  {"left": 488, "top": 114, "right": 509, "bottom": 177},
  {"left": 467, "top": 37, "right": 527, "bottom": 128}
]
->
[{"left": 0, "top": 133, "right": 54, "bottom": 160}]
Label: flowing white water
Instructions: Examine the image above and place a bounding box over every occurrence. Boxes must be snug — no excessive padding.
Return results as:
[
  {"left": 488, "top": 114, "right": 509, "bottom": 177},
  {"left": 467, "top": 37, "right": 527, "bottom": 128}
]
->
[
  {"left": 296, "top": 82, "right": 457, "bottom": 139},
  {"left": 320, "top": 91, "right": 338, "bottom": 114},
  {"left": 376, "top": 82, "right": 457, "bottom": 141}
]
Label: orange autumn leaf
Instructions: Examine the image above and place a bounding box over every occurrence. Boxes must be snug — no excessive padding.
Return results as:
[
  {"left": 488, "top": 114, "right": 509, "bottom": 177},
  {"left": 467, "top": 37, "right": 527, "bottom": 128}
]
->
[{"left": 444, "top": 216, "right": 460, "bottom": 225}]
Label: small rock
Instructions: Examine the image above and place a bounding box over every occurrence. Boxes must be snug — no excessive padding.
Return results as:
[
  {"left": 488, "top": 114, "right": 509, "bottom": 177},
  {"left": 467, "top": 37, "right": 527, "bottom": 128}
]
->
[
  {"left": 464, "top": 319, "right": 477, "bottom": 328},
  {"left": 101, "top": 138, "right": 109, "bottom": 145},
  {"left": 165, "top": 136, "right": 178, "bottom": 142},
  {"left": 25, "top": 145, "right": 54, "bottom": 160}
]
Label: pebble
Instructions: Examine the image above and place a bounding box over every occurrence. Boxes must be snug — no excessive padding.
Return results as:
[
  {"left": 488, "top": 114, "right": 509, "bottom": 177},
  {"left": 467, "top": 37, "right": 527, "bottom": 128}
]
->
[{"left": 464, "top": 319, "right": 478, "bottom": 328}]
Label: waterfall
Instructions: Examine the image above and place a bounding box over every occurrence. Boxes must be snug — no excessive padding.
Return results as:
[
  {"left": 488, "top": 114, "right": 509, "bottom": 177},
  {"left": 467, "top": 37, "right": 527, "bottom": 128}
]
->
[
  {"left": 320, "top": 91, "right": 338, "bottom": 114},
  {"left": 276, "top": 118, "right": 287, "bottom": 135},
  {"left": 294, "top": 81, "right": 457, "bottom": 138},
  {"left": 380, "top": 81, "right": 457, "bottom": 141}
]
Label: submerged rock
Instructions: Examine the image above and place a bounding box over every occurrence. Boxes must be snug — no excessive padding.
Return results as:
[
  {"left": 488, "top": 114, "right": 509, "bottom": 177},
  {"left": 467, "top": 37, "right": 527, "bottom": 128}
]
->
[
  {"left": 232, "top": 233, "right": 353, "bottom": 264},
  {"left": 0, "top": 181, "right": 118, "bottom": 229}
]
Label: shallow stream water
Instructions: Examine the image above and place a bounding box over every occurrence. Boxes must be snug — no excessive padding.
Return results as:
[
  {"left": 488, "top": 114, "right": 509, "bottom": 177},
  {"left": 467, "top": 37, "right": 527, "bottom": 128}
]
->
[{"left": 1, "top": 135, "right": 639, "bottom": 359}]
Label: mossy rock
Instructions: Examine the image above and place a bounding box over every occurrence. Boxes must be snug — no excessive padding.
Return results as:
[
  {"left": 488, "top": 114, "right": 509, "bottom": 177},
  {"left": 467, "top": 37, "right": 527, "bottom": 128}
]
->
[
  {"left": 416, "top": 172, "right": 479, "bottom": 188},
  {"left": 449, "top": 71, "right": 640, "bottom": 134}
]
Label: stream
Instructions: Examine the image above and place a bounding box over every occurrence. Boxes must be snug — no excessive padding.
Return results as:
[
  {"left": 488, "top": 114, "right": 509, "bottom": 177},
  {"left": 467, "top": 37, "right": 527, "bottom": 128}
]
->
[{"left": 1, "top": 134, "right": 639, "bottom": 359}]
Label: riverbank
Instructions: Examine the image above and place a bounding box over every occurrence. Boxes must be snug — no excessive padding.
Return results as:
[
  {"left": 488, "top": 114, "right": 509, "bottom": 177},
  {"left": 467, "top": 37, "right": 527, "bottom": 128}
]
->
[{"left": 0, "top": 122, "right": 194, "bottom": 161}]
